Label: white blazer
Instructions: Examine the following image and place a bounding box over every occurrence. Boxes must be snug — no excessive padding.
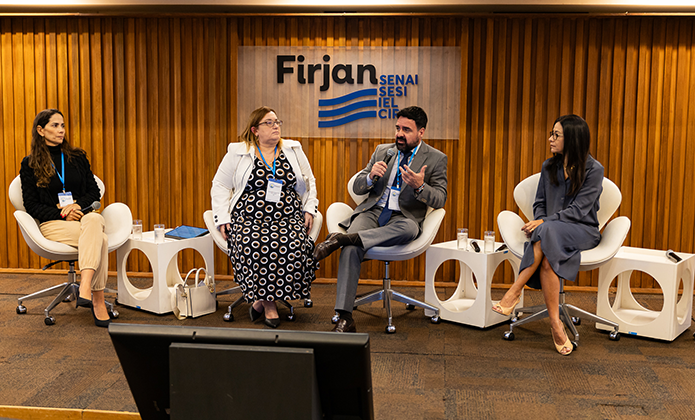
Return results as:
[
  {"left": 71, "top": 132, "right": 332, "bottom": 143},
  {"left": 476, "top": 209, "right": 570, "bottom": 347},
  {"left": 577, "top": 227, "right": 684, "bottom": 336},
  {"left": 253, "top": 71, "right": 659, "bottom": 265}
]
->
[{"left": 210, "top": 139, "right": 318, "bottom": 228}]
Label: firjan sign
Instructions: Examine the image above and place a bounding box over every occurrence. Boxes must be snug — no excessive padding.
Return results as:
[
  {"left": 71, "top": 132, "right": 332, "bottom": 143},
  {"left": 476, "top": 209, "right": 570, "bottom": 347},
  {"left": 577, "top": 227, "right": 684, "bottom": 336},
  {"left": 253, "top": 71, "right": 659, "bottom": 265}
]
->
[{"left": 238, "top": 47, "right": 460, "bottom": 139}]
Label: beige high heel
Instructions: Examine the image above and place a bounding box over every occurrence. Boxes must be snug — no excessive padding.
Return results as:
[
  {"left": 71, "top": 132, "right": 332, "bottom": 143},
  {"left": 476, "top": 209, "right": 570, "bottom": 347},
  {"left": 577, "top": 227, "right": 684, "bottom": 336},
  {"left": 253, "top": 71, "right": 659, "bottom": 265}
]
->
[
  {"left": 491, "top": 296, "right": 520, "bottom": 316},
  {"left": 552, "top": 327, "right": 573, "bottom": 356}
]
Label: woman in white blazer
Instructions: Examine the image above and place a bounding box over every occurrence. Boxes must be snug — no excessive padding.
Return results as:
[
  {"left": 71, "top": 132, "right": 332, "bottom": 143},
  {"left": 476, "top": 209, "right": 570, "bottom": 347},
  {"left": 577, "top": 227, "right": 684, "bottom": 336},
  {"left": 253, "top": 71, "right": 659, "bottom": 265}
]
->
[{"left": 211, "top": 106, "right": 319, "bottom": 328}]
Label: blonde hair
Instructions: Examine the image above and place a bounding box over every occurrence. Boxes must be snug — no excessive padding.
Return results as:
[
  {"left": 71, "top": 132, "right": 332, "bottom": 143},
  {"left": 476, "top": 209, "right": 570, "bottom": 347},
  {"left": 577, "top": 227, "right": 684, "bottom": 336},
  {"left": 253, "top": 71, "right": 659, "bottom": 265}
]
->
[{"left": 239, "top": 106, "right": 283, "bottom": 150}]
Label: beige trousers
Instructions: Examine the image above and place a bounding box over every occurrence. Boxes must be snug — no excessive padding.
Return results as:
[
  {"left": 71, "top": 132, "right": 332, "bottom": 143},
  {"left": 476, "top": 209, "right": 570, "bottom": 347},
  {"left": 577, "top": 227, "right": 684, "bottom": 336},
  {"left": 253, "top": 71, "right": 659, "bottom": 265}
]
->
[{"left": 39, "top": 213, "right": 109, "bottom": 291}]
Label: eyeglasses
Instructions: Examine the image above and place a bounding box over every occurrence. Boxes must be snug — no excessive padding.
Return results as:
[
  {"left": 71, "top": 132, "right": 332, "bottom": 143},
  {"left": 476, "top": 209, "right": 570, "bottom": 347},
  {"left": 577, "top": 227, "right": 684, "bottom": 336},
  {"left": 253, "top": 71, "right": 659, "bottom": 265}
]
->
[
  {"left": 258, "top": 120, "right": 283, "bottom": 128},
  {"left": 549, "top": 131, "right": 564, "bottom": 140}
]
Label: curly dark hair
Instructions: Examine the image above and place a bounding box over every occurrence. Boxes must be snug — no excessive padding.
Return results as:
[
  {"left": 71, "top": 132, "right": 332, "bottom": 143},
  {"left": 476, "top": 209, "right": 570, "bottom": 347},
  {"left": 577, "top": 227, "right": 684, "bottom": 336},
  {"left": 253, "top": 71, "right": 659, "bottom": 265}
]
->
[{"left": 28, "top": 109, "right": 85, "bottom": 188}]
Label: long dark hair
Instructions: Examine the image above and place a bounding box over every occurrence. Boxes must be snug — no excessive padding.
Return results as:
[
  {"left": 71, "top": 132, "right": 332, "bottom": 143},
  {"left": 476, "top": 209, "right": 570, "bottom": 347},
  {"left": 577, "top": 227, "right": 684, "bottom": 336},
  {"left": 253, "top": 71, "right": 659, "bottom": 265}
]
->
[
  {"left": 28, "top": 109, "right": 84, "bottom": 188},
  {"left": 547, "top": 114, "right": 591, "bottom": 197}
]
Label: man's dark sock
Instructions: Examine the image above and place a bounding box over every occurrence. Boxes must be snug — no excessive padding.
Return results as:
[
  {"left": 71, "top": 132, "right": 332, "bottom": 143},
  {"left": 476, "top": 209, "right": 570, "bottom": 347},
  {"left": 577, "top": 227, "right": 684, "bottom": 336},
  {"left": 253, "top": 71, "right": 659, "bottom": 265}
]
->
[
  {"left": 336, "top": 309, "right": 353, "bottom": 322},
  {"left": 336, "top": 233, "right": 362, "bottom": 247}
]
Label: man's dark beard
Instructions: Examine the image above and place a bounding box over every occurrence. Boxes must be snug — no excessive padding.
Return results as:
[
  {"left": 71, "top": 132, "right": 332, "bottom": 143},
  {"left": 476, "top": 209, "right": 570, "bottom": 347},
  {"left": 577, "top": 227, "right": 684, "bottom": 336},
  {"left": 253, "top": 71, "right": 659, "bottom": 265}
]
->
[{"left": 396, "top": 136, "right": 418, "bottom": 152}]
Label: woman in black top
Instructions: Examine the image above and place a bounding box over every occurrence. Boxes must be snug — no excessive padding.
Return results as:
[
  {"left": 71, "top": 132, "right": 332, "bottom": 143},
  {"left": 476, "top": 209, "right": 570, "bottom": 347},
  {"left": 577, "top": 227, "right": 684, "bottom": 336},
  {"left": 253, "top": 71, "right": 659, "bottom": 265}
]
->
[{"left": 19, "top": 109, "right": 112, "bottom": 327}]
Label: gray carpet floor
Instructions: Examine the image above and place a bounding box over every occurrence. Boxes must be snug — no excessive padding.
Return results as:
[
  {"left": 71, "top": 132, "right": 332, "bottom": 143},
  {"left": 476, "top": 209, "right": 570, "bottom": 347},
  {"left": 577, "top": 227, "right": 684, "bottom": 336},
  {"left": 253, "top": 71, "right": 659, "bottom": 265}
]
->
[{"left": 1, "top": 273, "right": 695, "bottom": 419}]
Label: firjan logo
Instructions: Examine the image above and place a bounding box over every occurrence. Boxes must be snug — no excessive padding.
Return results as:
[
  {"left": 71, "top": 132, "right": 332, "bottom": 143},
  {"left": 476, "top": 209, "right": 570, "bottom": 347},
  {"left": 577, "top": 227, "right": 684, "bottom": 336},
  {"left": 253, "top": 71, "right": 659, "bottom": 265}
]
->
[{"left": 277, "top": 54, "right": 418, "bottom": 128}]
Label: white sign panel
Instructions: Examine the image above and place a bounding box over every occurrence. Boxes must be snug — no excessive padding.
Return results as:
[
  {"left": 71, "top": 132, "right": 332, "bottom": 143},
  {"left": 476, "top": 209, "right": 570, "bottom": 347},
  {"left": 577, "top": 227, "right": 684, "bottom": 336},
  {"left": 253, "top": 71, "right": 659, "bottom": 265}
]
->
[{"left": 237, "top": 46, "right": 461, "bottom": 140}]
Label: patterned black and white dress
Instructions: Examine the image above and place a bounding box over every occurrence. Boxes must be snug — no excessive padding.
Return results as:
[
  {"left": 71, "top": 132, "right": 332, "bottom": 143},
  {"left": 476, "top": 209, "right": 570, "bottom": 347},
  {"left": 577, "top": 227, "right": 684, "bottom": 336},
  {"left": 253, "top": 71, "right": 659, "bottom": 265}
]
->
[{"left": 229, "top": 151, "right": 318, "bottom": 302}]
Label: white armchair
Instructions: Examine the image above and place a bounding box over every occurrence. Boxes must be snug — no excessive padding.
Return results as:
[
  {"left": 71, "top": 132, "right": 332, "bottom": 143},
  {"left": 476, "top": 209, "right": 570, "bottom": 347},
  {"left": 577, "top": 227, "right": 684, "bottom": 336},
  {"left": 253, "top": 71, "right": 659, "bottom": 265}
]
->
[
  {"left": 497, "top": 173, "right": 631, "bottom": 342},
  {"left": 203, "top": 209, "right": 323, "bottom": 322},
  {"left": 9, "top": 175, "right": 132, "bottom": 325},
  {"left": 326, "top": 172, "right": 445, "bottom": 333}
]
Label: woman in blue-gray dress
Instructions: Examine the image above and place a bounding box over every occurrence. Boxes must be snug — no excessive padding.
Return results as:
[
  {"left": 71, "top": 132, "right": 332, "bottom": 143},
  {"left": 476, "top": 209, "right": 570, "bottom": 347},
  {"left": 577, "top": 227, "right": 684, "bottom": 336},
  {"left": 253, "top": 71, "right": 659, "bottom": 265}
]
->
[{"left": 492, "top": 114, "right": 603, "bottom": 356}]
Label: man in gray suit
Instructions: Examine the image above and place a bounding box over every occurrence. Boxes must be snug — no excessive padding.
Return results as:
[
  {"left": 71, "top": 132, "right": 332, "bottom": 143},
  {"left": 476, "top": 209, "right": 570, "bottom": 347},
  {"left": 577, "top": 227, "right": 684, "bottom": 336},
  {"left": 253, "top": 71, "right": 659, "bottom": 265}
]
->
[{"left": 313, "top": 106, "right": 448, "bottom": 332}]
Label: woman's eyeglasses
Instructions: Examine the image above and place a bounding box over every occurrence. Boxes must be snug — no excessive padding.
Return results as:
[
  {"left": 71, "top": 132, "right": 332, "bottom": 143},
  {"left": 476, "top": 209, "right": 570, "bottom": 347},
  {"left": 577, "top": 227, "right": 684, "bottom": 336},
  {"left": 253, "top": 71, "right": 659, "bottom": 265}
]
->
[{"left": 258, "top": 120, "right": 283, "bottom": 128}]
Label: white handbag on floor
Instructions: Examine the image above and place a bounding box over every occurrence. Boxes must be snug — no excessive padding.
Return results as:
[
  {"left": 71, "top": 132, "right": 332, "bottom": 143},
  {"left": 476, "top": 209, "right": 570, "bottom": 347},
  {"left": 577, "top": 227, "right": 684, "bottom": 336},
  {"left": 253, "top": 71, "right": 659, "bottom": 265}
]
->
[{"left": 174, "top": 268, "right": 216, "bottom": 319}]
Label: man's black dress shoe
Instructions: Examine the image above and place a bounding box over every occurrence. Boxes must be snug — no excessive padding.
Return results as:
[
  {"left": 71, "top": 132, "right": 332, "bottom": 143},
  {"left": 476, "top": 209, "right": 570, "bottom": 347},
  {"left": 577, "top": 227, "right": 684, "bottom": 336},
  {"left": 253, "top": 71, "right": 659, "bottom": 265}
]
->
[
  {"left": 264, "top": 317, "right": 281, "bottom": 328},
  {"left": 331, "top": 318, "right": 356, "bottom": 333},
  {"left": 76, "top": 296, "right": 93, "bottom": 309},
  {"left": 249, "top": 305, "right": 264, "bottom": 322},
  {"left": 313, "top": 232, "right": 342, "bottom": 261}
]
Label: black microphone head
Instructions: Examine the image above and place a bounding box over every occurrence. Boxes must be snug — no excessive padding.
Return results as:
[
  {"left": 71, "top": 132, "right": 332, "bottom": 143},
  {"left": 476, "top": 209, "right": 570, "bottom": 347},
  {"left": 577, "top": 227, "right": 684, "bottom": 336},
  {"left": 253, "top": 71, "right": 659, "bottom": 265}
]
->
[
  {"left": 383, "top": 148, "right": 396, "bottom": 164},
  {"left": 92, "top": 201, "right": 101, "bottom": 211}
]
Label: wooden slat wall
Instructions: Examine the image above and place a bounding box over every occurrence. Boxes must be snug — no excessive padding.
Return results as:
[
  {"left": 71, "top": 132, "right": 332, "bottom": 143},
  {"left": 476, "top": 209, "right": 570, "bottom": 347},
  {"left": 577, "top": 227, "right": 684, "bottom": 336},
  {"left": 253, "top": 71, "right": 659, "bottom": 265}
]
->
[{"left": 1, "top": 15, "right": 694, "bottom": 289}]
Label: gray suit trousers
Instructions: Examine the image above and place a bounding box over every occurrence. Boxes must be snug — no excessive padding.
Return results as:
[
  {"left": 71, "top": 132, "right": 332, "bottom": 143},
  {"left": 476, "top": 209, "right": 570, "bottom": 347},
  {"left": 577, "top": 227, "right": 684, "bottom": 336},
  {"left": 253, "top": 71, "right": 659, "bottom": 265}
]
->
[{"left": 334, "top": 207, "right": 419, "bottom": 312}]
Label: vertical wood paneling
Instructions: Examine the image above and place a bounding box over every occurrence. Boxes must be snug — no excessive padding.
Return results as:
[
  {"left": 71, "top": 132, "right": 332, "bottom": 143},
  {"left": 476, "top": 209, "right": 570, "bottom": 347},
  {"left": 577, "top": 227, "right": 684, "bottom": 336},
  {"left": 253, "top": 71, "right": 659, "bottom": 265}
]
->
[{"left": 1, "top": 15, "right": 694, "bottom": 290}]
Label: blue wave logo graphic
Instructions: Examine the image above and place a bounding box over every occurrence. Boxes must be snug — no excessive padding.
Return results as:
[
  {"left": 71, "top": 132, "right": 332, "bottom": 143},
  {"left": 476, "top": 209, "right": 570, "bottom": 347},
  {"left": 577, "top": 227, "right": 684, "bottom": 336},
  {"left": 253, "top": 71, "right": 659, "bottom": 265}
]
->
[{"left": 318, "top": 88, "right": 377, "bottom": 128}]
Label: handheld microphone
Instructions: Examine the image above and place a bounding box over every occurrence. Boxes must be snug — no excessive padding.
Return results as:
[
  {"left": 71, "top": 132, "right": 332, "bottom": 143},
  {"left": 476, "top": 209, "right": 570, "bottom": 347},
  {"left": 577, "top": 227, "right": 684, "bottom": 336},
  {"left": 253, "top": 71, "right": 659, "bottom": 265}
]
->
[
  {"left": 80, "top": 201, "right": 101, "bottom": 214},
  {"left": 372, "top": 148, "right": 396, "bottom": 183}
]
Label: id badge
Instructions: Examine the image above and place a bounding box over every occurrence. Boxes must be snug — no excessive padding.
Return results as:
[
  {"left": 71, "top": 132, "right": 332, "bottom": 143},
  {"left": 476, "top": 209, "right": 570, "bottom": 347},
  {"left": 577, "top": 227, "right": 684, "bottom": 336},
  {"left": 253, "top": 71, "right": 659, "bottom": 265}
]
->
[
  {"left": 388, "top": 187, "right": 401, "bottom": 211},
  {"left": 266, "top": 178, "right": 284, "bottom": 203},
  {"left": 58, "top": 192, "right": 74, "bottom": 208}
]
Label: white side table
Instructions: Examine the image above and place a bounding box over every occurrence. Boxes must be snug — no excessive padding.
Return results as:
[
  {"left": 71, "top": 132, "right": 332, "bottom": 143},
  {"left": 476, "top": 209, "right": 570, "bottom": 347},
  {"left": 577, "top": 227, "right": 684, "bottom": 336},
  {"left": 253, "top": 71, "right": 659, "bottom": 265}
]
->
[
  {"left": 596, "top": 246, "right": 694, "bottom": 341},
  {"left": 117, "top": 231, "right": 215, "bottom": 314},
  {"left": 424, "top": 240, "right": 522, "bottom": 328}
]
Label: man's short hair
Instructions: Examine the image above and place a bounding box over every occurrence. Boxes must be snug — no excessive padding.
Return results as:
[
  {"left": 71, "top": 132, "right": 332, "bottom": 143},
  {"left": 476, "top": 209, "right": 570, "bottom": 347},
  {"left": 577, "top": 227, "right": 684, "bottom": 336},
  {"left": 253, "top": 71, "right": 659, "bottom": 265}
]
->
[{"left": 396, "top": 106, "right": 428, "bottom": 130}]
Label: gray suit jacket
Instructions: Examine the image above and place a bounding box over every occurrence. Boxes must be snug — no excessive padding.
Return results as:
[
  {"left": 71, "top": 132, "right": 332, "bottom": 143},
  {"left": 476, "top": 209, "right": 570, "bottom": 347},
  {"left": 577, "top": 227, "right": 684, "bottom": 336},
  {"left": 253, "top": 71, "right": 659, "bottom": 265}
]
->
[{"left": 341, "top": 142, "right": 448, "bottom": 232}]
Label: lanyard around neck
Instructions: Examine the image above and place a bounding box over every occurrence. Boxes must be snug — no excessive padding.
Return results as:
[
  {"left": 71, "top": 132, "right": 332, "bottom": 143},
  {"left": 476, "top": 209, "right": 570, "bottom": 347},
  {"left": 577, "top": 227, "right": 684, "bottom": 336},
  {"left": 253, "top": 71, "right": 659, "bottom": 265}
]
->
[
  {"left": 256, "top": 144, "right": 278, "bottom": 178},
  {"left": 395, "top": 144, "right": 419, "bottom": 188},
  {"left": 51, "top": 152, "right": 66, "bottom": 192}
]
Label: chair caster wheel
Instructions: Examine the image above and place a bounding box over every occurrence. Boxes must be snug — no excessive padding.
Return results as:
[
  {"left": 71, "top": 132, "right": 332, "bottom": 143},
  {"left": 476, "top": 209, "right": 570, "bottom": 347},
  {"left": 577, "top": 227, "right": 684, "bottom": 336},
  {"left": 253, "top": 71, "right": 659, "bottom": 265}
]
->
[
  {"left": 223, "top": 312, "right": 234, "bottom": 322},
  {"left": 571, "top": 341, "right": 578, "bottom": 350},
  {"left": 304, "top": 299, "right": 313, "bottom": 308},
  {"left": 572, "top": 317, "right": 581, "bottom": 325},
  {"left": 405, "top": 304, "right": 415, "bottom": 310},
  {"left": 109, "top": 309, "right": 119, "bottom": 319},
  {"left": 386, "top": 325, "right": 396, "bottom": 334},
  {"left": 503, "top": 331, "right": 515, "bottom": 341},
  {"left": 17, "top": 305, "right": 27, "bottom": 314},
  {"left": 286, "top": 313, "right": 296, "bottom": 322},
  {"left": 63, "top": 296, "right": 73, "bottom": 303},
  {"left": 609, "top": 331, "right": 620, "bottom": 341},
  {"left": 430, "top": 316, "right": 441, "bottom": 324},
  {"left": 331, "top": 314, "right": 340, "bottom": 324},
  {"left": 44, "top": 316, "right": 56, "bottom": 326}
]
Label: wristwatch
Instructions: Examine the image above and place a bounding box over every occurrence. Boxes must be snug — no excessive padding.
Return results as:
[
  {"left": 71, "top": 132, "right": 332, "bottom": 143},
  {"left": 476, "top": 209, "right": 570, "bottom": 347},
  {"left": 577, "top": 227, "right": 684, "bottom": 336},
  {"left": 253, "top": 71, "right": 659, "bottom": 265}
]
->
[{"left": 414, "top": 183, "right": 425, "bottom": 195}]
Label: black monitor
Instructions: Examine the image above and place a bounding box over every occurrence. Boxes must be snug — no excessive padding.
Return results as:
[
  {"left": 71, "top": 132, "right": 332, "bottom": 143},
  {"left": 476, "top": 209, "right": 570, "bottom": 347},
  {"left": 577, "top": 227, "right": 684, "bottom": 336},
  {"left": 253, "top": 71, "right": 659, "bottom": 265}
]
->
[{"left": 109, "top": 323, "right": 373, "bottom": 420}]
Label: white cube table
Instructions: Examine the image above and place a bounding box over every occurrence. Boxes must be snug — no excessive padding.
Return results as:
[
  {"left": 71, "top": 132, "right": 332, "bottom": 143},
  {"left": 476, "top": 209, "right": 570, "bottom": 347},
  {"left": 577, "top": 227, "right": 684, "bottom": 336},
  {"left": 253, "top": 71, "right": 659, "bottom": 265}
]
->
[
  {"left": 596, "top": 246, "right": 694, "bottom": 341},
  {"left": 424, "top": 240, "right": 521, "bottom": 328},
  {"left": 117, "top": 230, "right": 215, "bottom": 314}
]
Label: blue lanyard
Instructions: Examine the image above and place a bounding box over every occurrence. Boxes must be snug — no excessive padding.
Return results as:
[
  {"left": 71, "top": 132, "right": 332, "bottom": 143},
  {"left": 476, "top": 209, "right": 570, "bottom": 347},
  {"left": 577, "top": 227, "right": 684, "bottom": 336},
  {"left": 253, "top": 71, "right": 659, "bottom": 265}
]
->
[
  {"left": 256, "top": 145, "right": 278, "bottom": 178},
  {"left": 51, "top": 152, "right": 67, "bottom": 192},
  {"left": 395, "top": 144, "right": 419, "bottom": 188}
]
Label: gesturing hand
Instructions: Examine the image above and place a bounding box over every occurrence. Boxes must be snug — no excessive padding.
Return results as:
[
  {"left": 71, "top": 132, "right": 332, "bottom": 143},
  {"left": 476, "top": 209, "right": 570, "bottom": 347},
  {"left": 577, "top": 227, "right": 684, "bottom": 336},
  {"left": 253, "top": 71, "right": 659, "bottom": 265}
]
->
[{"left": 401, "top": 164, "right": 427, "bottom": 190}]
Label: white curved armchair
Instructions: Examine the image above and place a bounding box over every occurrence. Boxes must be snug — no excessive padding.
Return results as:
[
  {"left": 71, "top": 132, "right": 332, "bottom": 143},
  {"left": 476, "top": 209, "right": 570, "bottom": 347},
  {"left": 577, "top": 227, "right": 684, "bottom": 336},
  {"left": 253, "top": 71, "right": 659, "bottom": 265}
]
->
[
  {"left": 496, "top": 173, "right": 630, "bottom": 342},
  {"left": 203, "top": 209, "right": 323, "bottom": 322},
  {"left": 326, "top": 172, "right": 445, "bottom": 333},
  {"left": 9, "top": 175, "right": 132, "bottom": 325}
]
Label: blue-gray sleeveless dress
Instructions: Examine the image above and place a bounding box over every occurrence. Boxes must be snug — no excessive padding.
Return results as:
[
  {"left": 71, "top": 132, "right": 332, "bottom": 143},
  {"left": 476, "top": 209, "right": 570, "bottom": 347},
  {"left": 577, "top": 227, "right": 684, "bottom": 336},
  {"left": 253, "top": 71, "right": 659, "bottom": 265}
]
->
[{"left": 519, "top": 156, "right": 603, "bottom": 289}]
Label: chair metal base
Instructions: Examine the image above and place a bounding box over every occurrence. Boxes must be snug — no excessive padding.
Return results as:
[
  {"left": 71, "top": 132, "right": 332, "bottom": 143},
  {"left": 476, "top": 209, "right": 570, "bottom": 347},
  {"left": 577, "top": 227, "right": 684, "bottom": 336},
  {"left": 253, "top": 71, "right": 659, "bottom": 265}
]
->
[
  {"left": 16, "top": 261, "right": 118, "bottom": 325},
  {"left": 505, "top": 284, "right": 620, "bottom": 343},
  {"left": 218, "top": 285, "right": 310, "bottom": 322},
  {"left": 351, "top": 261, "right": 441, "bottom": 334}
]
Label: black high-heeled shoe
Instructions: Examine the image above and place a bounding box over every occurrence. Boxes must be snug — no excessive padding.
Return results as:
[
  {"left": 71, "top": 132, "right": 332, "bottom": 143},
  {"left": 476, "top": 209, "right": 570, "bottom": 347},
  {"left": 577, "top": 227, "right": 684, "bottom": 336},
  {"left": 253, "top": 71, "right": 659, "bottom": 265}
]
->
[
  {"left": 91, "top": 306, "right": 111, "bottom": 328},
  {"left": 264, "top": 317, "right": 281, "bottom": 328},
  {"left": 76, "top": 295, "right": 93, "bottom": 309},
  {"left": 249, "top": 305, "right": 264, "bottom": 322}
]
